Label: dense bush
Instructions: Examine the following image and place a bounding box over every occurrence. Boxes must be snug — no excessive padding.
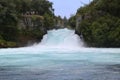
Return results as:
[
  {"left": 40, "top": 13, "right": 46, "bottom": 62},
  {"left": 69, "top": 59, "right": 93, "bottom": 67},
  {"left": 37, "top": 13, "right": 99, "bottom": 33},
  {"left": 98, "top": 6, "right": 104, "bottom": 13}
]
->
[
  {"left": 75, "top": 0, "right": 120, "bottom": 47},
  {"left": 0, "top": 0, "right": 55, "bottom": 47},
  {"left": 68, "top": 15, "right": 76, "bottom": 29}
]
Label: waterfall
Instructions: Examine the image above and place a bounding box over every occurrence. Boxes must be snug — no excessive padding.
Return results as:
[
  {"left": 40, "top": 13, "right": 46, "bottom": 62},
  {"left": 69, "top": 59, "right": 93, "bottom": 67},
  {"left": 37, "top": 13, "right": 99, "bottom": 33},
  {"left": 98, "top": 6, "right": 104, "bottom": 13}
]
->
[
  {"left": 35, "top": 28, "right": 84, "bottom": 48},
  {"left": 0, "top": 28, "right": 120, "bottom": 80},
  {"left": 1, "top": 28, "right": 120, "bottom": 53}
]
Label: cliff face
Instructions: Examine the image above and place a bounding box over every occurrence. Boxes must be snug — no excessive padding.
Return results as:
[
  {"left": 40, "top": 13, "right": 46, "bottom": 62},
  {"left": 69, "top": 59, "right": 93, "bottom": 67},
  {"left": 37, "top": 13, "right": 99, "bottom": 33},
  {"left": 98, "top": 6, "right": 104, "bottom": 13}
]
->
[
  {"left": 0, "top": 15, "right": 46, "bottom": 48},
  {"left": 0, "top": 0, "right": 55, "bottom": 48},
  {"left": 73, "top": 0, "right": 120, "bottom": 47},
  {"left": 17, "top": 15, "right": 47, "bottom": 47}
]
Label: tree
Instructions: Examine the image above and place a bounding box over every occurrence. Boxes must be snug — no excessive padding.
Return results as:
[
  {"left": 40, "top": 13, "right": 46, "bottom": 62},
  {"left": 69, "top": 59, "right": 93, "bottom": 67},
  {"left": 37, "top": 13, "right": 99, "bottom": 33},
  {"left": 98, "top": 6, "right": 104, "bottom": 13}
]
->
[
  {"left": 0, "top": 0, "right": 55, "bottom": 47},
  {"left": 43, "top": 13, "right": 54, "bottom": 30},
  {"left": 0, "top": 0, "right": 19, "bottom": 41},
  {"left": 75, "top": 0, "right": 120, "bottom": 47},
  {"left": 31, "top": 0, "right": 54, "bottom": 15},
  {"left": 68, "top": 15, "right": 76, "bottom": 29}
]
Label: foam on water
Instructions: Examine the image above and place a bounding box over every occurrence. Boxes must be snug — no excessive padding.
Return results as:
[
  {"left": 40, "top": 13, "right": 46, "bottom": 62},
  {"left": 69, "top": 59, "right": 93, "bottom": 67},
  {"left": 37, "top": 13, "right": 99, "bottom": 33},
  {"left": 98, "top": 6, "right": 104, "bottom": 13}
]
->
[
  {"left": 0, "top": 28, "right": 120, "bottom": 80},
  {"left": 0, "top": 28, "right": 120, "bottom": 53},
  {"left": 0, "top": 28, "right": 83, "bottom": 54},
  {"left": 36, "top": 28, "right": 84, "bottom": 48},
  {"left": 0, "top": 28, "right": 120, "bottom": 64}
]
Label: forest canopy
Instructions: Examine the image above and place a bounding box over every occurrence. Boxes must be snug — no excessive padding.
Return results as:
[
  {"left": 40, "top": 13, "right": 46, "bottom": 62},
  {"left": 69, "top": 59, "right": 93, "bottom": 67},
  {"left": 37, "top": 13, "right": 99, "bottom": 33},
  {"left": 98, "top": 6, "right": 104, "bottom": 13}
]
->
[
  {"left": 0, "top": 0, "right": 55, "bottom": 47},
  {"left": 74, "top": 0, "right": 120, "bottom": 47}
]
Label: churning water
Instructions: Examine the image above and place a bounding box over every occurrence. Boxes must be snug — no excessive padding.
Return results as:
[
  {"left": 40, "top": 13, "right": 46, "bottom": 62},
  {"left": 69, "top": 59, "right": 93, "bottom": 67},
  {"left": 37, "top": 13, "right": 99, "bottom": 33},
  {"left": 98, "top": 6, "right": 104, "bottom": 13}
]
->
[{"left": 0, "top": 28, "right": 120, "bottom": 80}]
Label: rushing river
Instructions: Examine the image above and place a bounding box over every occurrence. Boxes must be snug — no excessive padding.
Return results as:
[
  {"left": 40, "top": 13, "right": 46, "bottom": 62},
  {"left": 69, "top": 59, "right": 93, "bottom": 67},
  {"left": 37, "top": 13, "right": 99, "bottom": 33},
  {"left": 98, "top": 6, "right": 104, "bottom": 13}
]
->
[{"left": 0, "top": 28, "right": 120, "bottom": 80}]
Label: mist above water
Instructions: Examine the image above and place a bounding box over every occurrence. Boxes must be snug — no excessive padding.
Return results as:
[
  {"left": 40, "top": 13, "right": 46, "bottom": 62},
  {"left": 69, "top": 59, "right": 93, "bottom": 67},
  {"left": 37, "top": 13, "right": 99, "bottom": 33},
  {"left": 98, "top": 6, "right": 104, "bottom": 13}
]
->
[
  {"left": 35, "top": 28, "right": 84, "bottom": 48},
  {"left": 0, "top": 28, "right": 120, "bottom": 54},
  {"left": 0, "top": 28, "right": 120, "bottom": 80}
]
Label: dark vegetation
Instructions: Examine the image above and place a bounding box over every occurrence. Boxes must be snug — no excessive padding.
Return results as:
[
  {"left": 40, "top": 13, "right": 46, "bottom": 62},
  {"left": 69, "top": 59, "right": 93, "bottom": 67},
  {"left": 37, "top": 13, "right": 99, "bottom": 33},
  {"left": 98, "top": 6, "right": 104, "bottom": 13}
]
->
[
  {"left": 68, "top": 0, "right": 120, "bottom": 47},
  {"left": 0, "top": 0, "right": 55, "bottom": 47},
  {"left": 1, "top": 0, "right": 120, "bottom": 48}
]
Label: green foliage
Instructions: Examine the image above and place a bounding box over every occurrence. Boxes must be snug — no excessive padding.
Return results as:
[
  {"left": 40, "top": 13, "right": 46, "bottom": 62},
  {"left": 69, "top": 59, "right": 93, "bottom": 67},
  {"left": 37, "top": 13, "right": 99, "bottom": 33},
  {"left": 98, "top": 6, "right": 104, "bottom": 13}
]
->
[
  {"left": 95, "top": 0, "right": 120, "bottom": 17},
  {"left": 0, "top": 0, "right": 19, "bottom": 41},
  {"left": 0, "top": 35, "right": 3, "bottom": 39},
  {"left": 0, "top": 0, "right": 55, "bottom": 47},
  {"left": 0, "top": 39, "right": 16, "bottom": 48},
  {"left": 0, "top": 39, "right": 6, "bottom": 48},
  {"left": 7, "top": 41, "right": 17, "bottom": 47},
  {"left": 32, "top": 30, "right": 45, "bottom": 40},
  {"left": 0, "top": 26, "right": 19, "bottom": 41},
  {"left": 68, "top": 15, "right": 76, "bottom": 29},
  {"left": 43, "top": 13, "right": 54, "bottom": 30},
  {"left": 31, "top": 0, "right": 53, "bottom": 15},
  {"left": 76, "top": 0, "right": 120, "bottom": 47}
]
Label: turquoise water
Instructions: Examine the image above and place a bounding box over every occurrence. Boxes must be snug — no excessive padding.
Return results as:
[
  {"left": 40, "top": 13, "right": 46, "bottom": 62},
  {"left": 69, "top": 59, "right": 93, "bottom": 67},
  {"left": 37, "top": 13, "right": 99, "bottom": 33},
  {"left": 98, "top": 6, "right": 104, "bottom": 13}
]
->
[{"left": 0, "top": 29, "right": 120, "bottom": 80}]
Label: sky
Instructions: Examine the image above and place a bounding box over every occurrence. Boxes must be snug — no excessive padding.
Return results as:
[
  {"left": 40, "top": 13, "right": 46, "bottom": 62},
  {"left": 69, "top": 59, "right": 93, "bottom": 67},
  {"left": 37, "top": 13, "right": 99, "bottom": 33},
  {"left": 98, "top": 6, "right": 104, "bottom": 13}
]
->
[{"left": 48, "top": 0, "right": 91, "bottom": 18}]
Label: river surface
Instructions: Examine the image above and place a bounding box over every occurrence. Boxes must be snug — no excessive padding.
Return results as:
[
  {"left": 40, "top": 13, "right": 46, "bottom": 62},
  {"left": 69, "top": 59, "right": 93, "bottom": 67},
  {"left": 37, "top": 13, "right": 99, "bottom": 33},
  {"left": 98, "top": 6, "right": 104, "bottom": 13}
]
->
[{"left": 0, "top": 28, "right": 120, "bottom": 80}]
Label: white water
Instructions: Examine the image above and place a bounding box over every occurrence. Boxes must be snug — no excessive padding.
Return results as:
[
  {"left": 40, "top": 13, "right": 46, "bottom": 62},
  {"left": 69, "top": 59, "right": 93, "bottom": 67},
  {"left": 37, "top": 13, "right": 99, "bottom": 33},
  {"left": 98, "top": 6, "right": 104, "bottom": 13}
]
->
[
  {"left": 32, "top": 28, "right": 84, "bottom": 51},
  {"left": 40, "top": 28, "right": 84, "bottom": 47},
  {"left": 0, "top": 28, "right": 120, "bottom": 80},
  {"left": 0, "top": 28, "right": 120, "bottom": 53}
]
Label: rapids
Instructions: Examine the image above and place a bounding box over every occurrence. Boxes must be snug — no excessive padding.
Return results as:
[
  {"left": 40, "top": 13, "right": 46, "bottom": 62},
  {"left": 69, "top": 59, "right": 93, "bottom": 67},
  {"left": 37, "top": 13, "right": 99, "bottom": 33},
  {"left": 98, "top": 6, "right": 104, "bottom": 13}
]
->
[{"left": 0, "top": 28, "right": 120, "bottom": 80}]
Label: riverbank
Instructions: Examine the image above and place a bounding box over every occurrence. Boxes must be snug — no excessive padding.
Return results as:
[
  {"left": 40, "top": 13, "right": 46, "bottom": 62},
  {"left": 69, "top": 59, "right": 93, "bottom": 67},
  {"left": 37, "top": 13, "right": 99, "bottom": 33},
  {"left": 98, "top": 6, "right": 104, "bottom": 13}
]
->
[
  {"left": 0, "top": 28, "right": 120, "bottom": 80},
  {"left": 68, "top": 0, "right": 120, "bottom": 48}
]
